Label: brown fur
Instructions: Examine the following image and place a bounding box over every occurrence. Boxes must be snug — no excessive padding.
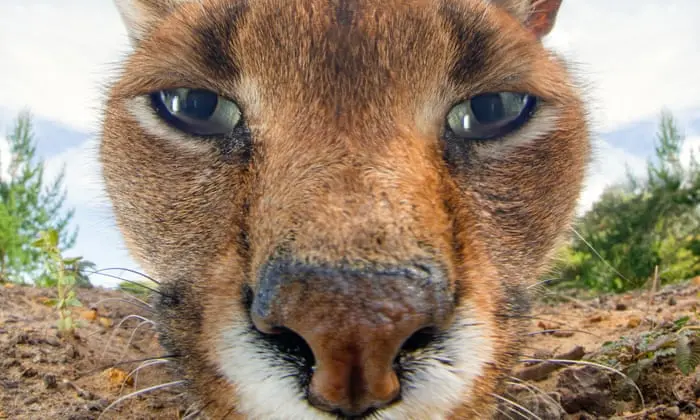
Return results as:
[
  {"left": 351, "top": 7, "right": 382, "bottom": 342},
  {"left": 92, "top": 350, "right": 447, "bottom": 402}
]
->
[{"left": 100, "top": 0, "right": 590, "bottom": 418}]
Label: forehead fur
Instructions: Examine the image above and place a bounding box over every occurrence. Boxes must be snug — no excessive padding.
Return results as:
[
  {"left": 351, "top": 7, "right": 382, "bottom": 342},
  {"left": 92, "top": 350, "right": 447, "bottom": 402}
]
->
[{"left": 114, "top": 0, "right": 568, "bottom": 129}]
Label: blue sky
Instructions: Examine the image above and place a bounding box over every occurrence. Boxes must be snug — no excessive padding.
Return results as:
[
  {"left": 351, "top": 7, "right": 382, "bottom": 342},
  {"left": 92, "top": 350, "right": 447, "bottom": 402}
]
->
[{"left": 1, "top": 0, "right": 699, "bottom": 287}]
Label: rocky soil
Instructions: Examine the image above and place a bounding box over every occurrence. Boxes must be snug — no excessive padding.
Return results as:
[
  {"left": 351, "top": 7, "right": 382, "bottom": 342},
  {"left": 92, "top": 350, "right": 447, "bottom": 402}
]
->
[{"left": 1, "top": 278, "right": 699, "bottom": 419}]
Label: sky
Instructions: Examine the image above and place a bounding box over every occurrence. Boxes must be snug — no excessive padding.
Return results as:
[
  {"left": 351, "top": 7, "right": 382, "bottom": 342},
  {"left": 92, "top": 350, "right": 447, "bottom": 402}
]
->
[{"left": 0, "top": 0, "right": 699, "bottom": 287}]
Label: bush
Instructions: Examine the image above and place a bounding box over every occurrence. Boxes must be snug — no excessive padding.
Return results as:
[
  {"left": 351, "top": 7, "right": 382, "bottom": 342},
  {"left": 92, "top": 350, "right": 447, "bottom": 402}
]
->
[{"left": 553, "top": 110, "right": 700, "bottom": 292}]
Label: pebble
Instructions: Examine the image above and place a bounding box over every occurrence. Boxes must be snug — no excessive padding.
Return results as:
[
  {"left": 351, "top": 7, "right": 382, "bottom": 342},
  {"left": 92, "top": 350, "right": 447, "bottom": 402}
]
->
[
  {"left": 662, "top": 405, "right": 681, "bottom": 418},
  {"left": 21, "top": 367, "right": 37, "bottom": 378},
  {"left": 627, "top": 316, "right": 642, "bottom": 328},
  {"left": 43, "top": 373, "right": 58, "bottom": 389},
  {"left": 23, "top": 396, "right": 39, "bottom": 406}
]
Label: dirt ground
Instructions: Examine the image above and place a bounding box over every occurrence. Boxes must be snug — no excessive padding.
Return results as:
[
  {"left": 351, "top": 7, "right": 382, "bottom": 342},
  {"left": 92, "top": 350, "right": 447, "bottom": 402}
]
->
[{"left": 1, "top": 279, "right": 699, "bottom": 420}]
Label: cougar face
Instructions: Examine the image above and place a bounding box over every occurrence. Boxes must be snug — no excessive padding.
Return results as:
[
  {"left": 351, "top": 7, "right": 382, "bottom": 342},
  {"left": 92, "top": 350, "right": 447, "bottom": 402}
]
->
[{"left": 100, "top": 0, "right": 589, "bottom": 418}]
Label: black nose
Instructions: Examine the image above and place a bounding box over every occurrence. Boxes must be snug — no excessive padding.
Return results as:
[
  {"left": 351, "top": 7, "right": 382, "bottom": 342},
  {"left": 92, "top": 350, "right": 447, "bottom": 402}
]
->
[{"left": 251, "top": 260, "right": 454, "bottom": 416}]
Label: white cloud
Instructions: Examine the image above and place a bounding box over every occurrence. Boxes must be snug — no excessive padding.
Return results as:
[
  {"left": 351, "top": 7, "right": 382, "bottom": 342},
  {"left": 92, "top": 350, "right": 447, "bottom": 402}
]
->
[
  {"left": 0, "top": 1, "right": 129, "bottom": 132},
  {"left": 545, "top": 0, "right": 700, "bottom": 131}
]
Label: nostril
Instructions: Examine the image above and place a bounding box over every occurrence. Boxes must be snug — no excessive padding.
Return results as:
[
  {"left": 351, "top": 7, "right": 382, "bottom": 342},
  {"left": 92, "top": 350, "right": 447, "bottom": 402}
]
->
[
  {"left": 399, "top": 326, "right": 438, "bottom": 353},
  {"left": 254, "top": 325, "right": 316, "bottom": 368}
]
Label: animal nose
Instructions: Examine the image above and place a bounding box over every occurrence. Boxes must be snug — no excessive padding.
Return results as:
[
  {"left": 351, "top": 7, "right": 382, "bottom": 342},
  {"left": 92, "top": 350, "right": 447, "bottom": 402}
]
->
[{"left": 250, "top": 261, "right": 454, "bottom": 416}]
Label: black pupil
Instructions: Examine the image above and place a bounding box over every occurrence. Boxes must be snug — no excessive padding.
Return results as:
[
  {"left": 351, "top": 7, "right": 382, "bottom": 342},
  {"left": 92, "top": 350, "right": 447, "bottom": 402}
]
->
[
  {"left": 470, "top": 93, "right": 507, "bottom": 124},
  {"left": 181, "top": 90, "right": 218, "bottom": 119}
]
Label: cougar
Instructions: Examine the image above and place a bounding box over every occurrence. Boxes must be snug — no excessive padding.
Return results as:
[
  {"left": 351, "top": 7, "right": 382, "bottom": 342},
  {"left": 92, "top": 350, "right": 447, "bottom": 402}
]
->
[{"left": 99, "top": 0, "right": 590, "bottom": 418}]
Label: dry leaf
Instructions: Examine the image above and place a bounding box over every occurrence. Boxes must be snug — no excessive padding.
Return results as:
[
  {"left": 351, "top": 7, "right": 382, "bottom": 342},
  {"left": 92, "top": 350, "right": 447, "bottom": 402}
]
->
[
  {"left": 98, "top": 317, "right": 113, "bottom": 328},
  {"left": 80, "top": 309, "right": 97, "bottom": 322},
  {"left": 103, "top": 367, "right": 134, "bottom": 387}
]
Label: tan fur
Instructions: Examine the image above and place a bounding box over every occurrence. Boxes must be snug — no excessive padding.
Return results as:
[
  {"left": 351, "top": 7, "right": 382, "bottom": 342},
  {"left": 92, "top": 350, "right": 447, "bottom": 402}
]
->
[{"left": 100, "top": 0, "right": 590, "bottom": 418}]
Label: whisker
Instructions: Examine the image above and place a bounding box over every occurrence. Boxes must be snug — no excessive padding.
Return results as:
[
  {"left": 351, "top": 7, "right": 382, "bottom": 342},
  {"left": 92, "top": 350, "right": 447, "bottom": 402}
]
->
[
  {"left": 526, "top": 328, "right": 602, "bottom": 339},
  {"left": 89, "top": 267, "right": 161, "bottom": 285},
  {"left": 493, "top": 405, "right": 519, "bottom": 420},
  {"left": 498, "top": 314, "right": 567, "bottom": 325},
  {"left": 75, "top": 355, "right": 180, "bottom": 379},
  {"left": 119, "top": 358, "right": 173, "bottom": 394},
  {"left": 118, "top": 319, "right": 157, "bottom": 364},
  {"left": 93, "top": 297, "right": 154, "bottom": 313},
  {"left": 506, "top": 377, "right": 564, "bottom": 413},
  {"left": 526, "top": 278, "right": 561, "bottom": 290},
  {"left": 89, "top": 271, "right": 164, "bottom": 297},
  {"left": 183, "top": 399, "right": 215, "bottom": 420},
  {"left": 571, "top": 228, "right": 633, "bottom": 285},
  {"left": 97, "top": 380, "right": 188, "bottom": 419},
  {"left": 491, "top": 393, "right": 542, "bottom": 420},
  {"left": 517, "top": 358, "right": 645, "bottom": 409},
  {"left": 100, "top": 314, "right": 157, "bottom": 362}
]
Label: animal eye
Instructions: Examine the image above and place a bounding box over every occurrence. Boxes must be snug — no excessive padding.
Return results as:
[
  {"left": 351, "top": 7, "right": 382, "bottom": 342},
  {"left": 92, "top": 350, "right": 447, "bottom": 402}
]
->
[
  {"left": 150, "top": 88, "right": 242, "bottom": 136},
  {"left": 445, "top": 93, "right": 537, "bottom": 140}
]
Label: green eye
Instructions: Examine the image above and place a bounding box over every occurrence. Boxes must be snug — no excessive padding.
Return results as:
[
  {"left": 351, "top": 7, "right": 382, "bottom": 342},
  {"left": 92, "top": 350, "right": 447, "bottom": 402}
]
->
[
  {"left": 150, "top": 88, "right": 242, "bottom": 136},
  {"left": 446, "top": 93, "right": 537, "bottom": 140}
]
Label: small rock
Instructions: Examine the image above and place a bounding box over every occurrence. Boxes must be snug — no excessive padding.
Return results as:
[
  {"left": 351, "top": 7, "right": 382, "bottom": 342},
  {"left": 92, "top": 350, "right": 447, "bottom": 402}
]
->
[
  {"left": 86, "top": 399, "right": 109, "bottom": 411},
  {"left": 24, "top": 396, "right": 39, "bottom": 406},
  {"left": 680, "top": 401, "right": 697, "bottom": 414},
  {"left": 147, "top": 399, "right": 166, "bottom": 410},
  {"left": 587, "top": 315, "right": 603, "bottom": 324},
  {"left": 668, "top": 296, "right": 677, "bottom": 306},
  {"left": 44, "top": 336, "right": 61, "bottom": 347},
  {"left": 553, "top": 330, "right": 575, "bottom": 338},
  {"left": 43, "top": 373, "right": 58, "bottom": 389},
  {"left": 662, "top": 405, "right": 681, "bottom": 418},
  {"left": 0, "top": 380, "right": 20, "bottom": 389},
  {"left": 509, "top": 392, "right": 565, "bottom": 419},
  {"left": 627, "top": 316, "right": 641, "bottom": 328},
  {"left": 21, "top": 367, "right": 38, "bottom": 378},
  {"left": 1, "top": 359, "right": 20, "bottom": 369},
  {"left": 11, "top": 332, "right": 29, "bottom": 345},
  {"left": 556, "top": 365, "right": 614, "bottom": 416},
  {"left": 65, "top": 344, "right": 79, "bottom": 359},
  {"left": 615, "top": 302, "right": 627, "bottom": 311}
]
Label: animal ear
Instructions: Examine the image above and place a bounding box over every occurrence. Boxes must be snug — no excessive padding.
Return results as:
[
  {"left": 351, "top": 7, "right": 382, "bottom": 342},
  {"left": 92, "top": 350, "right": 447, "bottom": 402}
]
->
[
  {"left": 114, "top": 0, "right": 187, "bottom": 45},
  {"left": 491, "top": 0, "right": 563, "bottom": 38}
]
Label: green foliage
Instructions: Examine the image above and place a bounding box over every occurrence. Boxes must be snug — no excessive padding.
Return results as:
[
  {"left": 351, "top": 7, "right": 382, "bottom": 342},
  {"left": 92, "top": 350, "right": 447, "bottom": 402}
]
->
[
  {"left": 0, "top": 110, "right": 78, "bottom": 284},
  {"left": 589, "top": 315, "right": 700, "bottom": 379},
  {"left": 675, "top": 331, "right": 700, "bottom": 375},
  {"left": 554, "top": 110, "right": 700, "bottom": 292},
  {"left": 35, "top": 257, "right": 96, "bottom": 289},
  {"left": 32, "top": 229, "right": 84, "bottom": 335}
]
